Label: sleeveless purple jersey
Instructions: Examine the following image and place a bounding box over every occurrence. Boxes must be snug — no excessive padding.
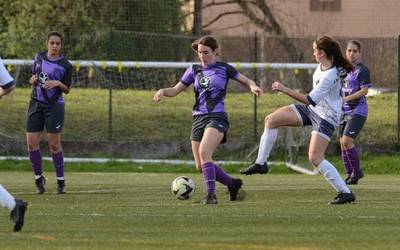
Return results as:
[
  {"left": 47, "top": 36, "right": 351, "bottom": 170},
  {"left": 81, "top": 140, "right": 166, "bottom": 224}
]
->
[
  {"left": 31, "top": 52, "right": 72, "bottom": 104},
  {"left": 180, "top": 62, "right": 240, "bottom": 116},
  {"left": 342, "top": 62, "right": 372, "bottom": 116}
]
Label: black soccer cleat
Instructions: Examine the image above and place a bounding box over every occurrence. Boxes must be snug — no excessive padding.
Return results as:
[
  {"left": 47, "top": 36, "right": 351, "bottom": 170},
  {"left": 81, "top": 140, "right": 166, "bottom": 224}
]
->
[
  {"left": 229, "top": 178, "right": 243, "bottom": 201},
  {"left": 10, "top": 199, "right": 28, "bottom": 232},
  {"left": 57, "top": 180, "right": 66, "bottom": 194},
  {"left": 35, "top": 176, "right": 46, "bottom": 194},
  {"left": 346, "top": 172, "right": 364, "bottom": 185},
  {"left": 204, "top": 193, "right": 218, "bottom": 205},
  {"left": 240, "top": 162, "right": 269, "bottom": 175},
  {"left": 329, "top": 192, "right": 356, "bottom": 205}
]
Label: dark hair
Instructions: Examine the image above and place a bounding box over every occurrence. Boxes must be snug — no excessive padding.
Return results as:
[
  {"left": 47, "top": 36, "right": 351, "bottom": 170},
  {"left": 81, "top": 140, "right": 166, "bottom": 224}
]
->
[
  {"left": 191, "top": 36, "right": 218, "bottom": 52},
  {"left": 315, "top": 35, "right": 354, "bottom": 73},
  {"left": 347, "top": 40, "right": 361, "bottom": 52},
  {"left": 47, "top": 31, "right": 63, "bottom": 42}
]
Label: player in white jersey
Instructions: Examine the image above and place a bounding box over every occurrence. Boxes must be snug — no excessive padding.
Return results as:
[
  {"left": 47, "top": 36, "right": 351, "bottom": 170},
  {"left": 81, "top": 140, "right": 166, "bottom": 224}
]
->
[
  {"left": 0, "top": 57, "right": 28, "bottom": 231},
  {"left": 0, "top": 57, "right": 15, "bottom": 98},
  {"left": 241, "top": 35, "right": 356, "bottom": 205}
]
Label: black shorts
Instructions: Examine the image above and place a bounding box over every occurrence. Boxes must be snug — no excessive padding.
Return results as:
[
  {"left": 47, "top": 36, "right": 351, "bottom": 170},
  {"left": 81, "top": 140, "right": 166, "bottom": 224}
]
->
[
  {"left": 339, "top": 114, "right": 367, "bottom": 139},
  {"left": 191, "top": 112, "right": 230, "bottom": 144},
  {"left": 26, "top": 99, "right": 65, "bottom": 133}
]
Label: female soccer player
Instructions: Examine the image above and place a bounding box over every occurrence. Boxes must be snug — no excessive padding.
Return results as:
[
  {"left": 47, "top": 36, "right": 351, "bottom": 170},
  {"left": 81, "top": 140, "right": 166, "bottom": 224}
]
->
[
  {"left": 26, "top": 31, "right": 72, "bottom": 194},
  {"left": 0, "top": 58, "right": 28, "bottom": 231},
  {"left": 153, "top": 36, "right": 262, "bottom": 205},
  {"left": 340, "top": 40, "right": 372, "bottom": 185},
  {"left": 240, "top": 35, "right": 356, "bottom": 204}
]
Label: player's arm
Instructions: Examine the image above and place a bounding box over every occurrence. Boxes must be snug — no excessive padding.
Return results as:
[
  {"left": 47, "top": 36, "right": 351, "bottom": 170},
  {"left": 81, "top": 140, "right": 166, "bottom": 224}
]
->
[
  {"left": 272, "top": 81, "right": 309, "bottom": 105},
  {"left": 153, "top": 82, "right": 187, "bottom": 102},
  {"left": 236, "top": 74, "right": 262, "bottom": 97},
  {"left": 343, "top": 87, "right": 368, "bottom": 103},
  {"left": 0, "top": 82, "right": 15, "bottom": 98},
  {"left": 44, "top": 80, "right": 70, "bottom": 94}
]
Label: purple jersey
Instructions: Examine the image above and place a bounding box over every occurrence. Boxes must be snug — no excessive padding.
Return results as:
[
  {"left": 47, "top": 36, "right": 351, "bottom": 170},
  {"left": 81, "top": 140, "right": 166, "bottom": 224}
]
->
[
  {"left": 180, "top": 62, "right": 240, "bottom": 116},
  {"left": 31, "top": 52, "right": 72, "bottom": 104},
  {"left": 342, "top": 62, "right": 372, "bottom": 116}
]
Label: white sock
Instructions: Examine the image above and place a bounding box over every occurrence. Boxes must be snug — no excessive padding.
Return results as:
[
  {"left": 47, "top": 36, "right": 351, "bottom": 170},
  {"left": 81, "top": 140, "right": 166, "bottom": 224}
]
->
[
  {"left": 255, "top": 128, "right": 278, "bottom": 164},
  {"left": 318, "top": 160, "right": 351, "bottom": 193},
  {"left": 0, "top": 185, "right": 16, "bottom": 211}
]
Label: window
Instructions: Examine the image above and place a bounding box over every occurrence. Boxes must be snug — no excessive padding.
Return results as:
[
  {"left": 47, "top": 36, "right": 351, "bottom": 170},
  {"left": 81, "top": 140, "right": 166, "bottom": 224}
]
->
[{"left": 310, "top": 0, "right": 341, "bottom": 12}]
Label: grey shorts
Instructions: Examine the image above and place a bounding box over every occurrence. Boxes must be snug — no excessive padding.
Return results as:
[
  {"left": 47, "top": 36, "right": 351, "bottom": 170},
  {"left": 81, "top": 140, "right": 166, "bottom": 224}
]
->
[
  {"left": 292, "top": 104, "right": 335, "bottom": 141},
  {"left": 339, "top": 114, "right": 367, "bottom": 139},
  {"left": 191, "top": 112, "right": 229, "bottom": 144},
  {"left": 26, "top": 99, "right": 65, "bottom": 133}
]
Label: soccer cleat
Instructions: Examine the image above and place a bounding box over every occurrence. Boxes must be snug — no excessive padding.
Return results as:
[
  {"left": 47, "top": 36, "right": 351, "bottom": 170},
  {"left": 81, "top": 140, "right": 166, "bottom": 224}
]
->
[
  {"left": 228, "top": 178, "right": 243, "bottom": 201},
  {"left": 10, "top": 199, "right": 28, "bottom": 232},
  {"left": 329, "top": 192, "right": 356, "bottom": 205},
  {"left": 344, "top": 175, "right": 351, "bottom": 183},
  {"left": 204, "top": 194, "right": 218, "bottom": 205},
  {"left": 346, "top": 172, "right": 364, "bottom": 185},
  {"left": 240, "top": 162, "right": 269, "bottom": 175},
  {"left": 57, "top": 180, "right": 66, "bottom": 194},
  {"left": 35, "top": 176, "right": 46, "bottom": 194}
]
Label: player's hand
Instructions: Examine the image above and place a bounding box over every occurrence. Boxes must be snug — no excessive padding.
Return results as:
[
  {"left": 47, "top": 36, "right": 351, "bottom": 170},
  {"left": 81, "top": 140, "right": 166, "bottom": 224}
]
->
[
  {"left": 271, "top": 81, "right": 286, "bottom": 92},
  {"left": 250, "top": 84, "right": 262, "bottom": 97},
  {"left": 153, "top": 89, "right": 164, "bottom": 102},
  {"left": 43, "top": 80, "right": 60, "bottom": 89},
  {"left": 29, "top": 75, "right": 37, "bottom": 85}
]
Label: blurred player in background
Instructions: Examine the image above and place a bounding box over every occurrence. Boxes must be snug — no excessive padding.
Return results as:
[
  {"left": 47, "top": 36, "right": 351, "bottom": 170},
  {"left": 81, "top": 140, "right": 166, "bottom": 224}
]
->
[
  {"left": 0, "top": 57, "right": 28, "bottom": 231},
  {"left": 153, "top": 36, "right": 262, "bottom": 205},
  {"left": 340, "top": 40, "right": 372, "bottom": 185},
  {"left": 26, "top": 31, "right": 72, "bottom": 194},
  {"left": 240, "top": 35, "right": 357, "bottom": 205}
]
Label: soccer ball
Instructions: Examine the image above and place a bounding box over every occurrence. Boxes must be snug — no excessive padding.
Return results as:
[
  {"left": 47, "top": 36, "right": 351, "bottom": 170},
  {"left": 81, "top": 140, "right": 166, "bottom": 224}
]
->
[{"left": 171, "top": 176, "right": 196, "bottom": 200}]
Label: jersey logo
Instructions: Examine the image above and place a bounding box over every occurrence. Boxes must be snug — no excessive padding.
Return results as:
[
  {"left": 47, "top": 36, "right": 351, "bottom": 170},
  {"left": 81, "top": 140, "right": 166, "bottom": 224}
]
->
[
  {"left": 199, "top": 76, "right": 211, "bottom": 89},
  {"left": 38, "top": 72, "right": 49, "bottom": 87}
]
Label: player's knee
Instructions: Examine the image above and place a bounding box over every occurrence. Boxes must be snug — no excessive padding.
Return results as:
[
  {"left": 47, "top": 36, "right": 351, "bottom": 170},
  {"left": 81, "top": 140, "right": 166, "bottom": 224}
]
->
[
  {"left": 308, "top": 154, "right": 323, "bottom": 166},
  {"left": 342, "top": 138, "right": 354, "bottom": 150},
  {"left": 48, "top": 144, "right": 61, "bottom": 153},
  {"left": 265, "top": 114, "right": 276, "bottom": 128}
]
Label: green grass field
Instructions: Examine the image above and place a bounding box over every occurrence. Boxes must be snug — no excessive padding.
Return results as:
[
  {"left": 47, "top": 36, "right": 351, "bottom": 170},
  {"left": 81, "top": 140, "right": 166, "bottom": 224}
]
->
[
  {"left": 1, "top": 171, "right": 400, "bottom": 250},
  {"left": 0, "top": 89, "right": 397, "bottom": 147}
]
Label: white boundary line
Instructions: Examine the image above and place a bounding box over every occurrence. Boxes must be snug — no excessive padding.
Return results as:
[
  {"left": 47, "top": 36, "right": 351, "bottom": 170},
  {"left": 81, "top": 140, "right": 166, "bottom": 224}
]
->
[{"left": 0, "top": 156, "right": 319, "bottom": 175}]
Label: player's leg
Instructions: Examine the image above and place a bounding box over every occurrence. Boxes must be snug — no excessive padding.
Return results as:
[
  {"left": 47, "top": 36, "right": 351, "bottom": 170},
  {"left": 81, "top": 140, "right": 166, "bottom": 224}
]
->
[
  {"left": 308, "top": 133, "right": 355, "bottom": 204},
  {"left": 339, "top": 120, "right": 352, "bottom": 182},
  {"left": 0, "top": 184, "right": 28, "bottom": 232},
  {"left": 241, "top": 104, "right": 302, "bottom": 175},
  {"left": 191, "top": 141, "right": 202, "bottom": 172},
  {"left": 198, "top": 127, "right": 223, "bottom": 204},
  {"left": 46, "top": 104, "right": 66, "bottom": 194},
  {"left": 341, "top": 115, "right": 366, "bottom": 184},
  {"left": 26, "top": 100, "right": 46, "bottom": 194}
]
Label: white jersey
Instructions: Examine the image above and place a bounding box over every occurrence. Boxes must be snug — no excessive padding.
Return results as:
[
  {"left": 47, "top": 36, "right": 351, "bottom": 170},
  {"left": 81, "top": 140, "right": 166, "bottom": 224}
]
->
[
  {"left": 307, "top": 64, "right": 342, "bottom": 127},
  {"left": 0, "top": 57, "right": 13, "bottom": 86}
]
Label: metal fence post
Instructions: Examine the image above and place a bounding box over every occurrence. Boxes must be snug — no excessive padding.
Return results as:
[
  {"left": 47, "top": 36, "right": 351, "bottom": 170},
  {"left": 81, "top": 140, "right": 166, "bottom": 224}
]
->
[{"left": 253, "top": 32, "right": 258, "bottom": 141}]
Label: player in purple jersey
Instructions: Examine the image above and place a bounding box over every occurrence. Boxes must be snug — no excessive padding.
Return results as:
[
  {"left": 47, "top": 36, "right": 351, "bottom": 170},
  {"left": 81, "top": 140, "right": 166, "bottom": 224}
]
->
[
  {"left": 241, "top": 36, "right": 357, "bottom": 205},
  {"left": 340, "top": 40, "right": 372, "bottom": 185},
  {"left": 0, "top": 58, "right": 28, "bottom": 231},
  {"left": 153, "top": 36, "right": 262, "bottom": 205},
  {"left": 26, "top": 31, "right": 72, "bottom": 195}
]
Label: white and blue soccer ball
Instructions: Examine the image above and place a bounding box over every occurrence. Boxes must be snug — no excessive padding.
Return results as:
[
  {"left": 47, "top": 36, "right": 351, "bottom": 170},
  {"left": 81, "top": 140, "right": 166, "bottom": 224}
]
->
[{"left": 171, "top": 176, "right": 196, "bottom": 200}]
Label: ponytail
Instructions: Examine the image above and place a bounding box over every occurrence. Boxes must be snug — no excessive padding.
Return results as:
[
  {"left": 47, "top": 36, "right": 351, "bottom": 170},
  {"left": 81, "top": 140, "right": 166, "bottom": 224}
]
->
[{"left": 315, "top": 35, "right": 354, "bottom": 73}]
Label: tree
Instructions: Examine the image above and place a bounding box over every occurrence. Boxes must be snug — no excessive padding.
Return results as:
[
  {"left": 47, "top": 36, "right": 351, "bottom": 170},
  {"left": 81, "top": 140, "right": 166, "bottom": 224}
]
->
[{"left": 201, "top": 0, "right": 303, "bottom": 62}]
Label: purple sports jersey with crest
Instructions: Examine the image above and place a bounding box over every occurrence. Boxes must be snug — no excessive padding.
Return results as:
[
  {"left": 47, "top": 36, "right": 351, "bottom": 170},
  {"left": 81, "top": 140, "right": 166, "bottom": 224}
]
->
[
  {"left": 31, "top": 52, "right": 72, "bottom": 104},
  {"left": 180, "top": 62, "right": 240, "bottom": 116},
  {"left": 342, "top": 62, "right": 372, "bottom": 116}
]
